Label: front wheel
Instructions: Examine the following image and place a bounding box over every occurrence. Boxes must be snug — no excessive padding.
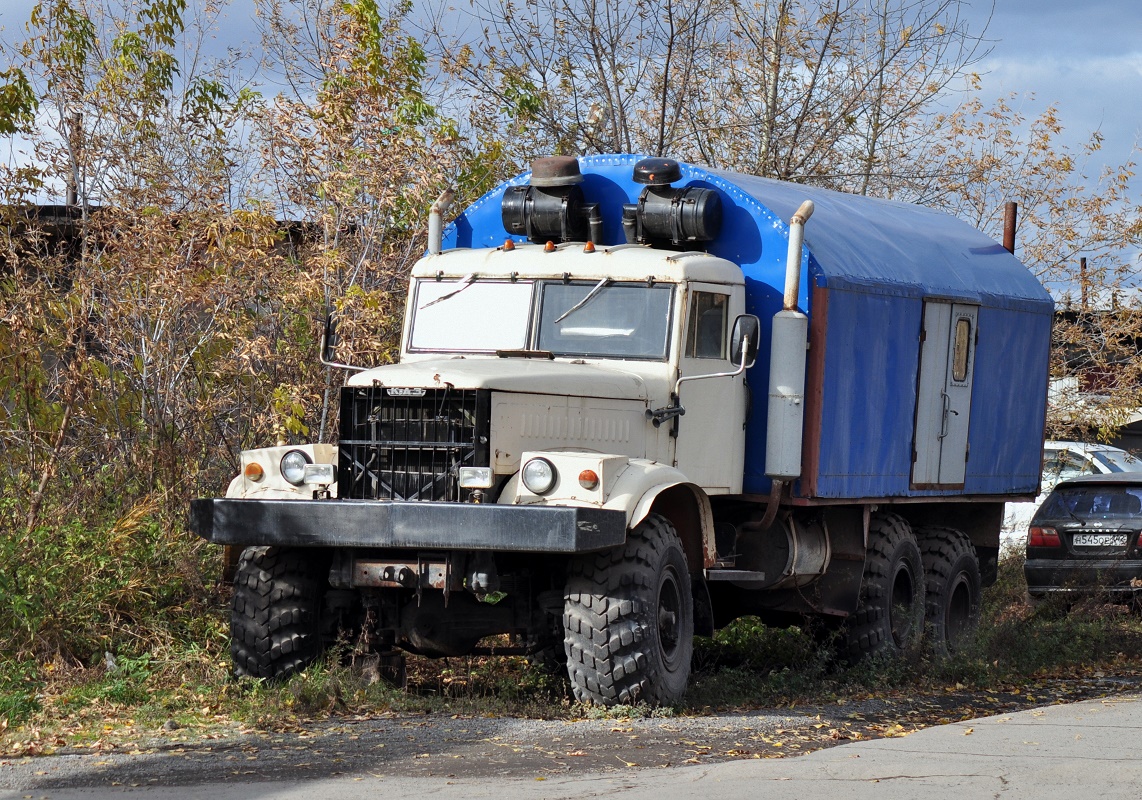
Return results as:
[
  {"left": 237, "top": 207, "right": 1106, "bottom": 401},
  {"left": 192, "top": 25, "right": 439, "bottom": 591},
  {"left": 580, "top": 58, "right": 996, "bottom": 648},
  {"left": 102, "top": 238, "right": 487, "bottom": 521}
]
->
[
  {"left": 563, "top": 513, "right": 694, "bottom": 706},
  {"left": 231, "top": 546, "right": 328, "bottom": 679},
  {"left": 917, "top": 526, "right": 981, "bottom": 655}
]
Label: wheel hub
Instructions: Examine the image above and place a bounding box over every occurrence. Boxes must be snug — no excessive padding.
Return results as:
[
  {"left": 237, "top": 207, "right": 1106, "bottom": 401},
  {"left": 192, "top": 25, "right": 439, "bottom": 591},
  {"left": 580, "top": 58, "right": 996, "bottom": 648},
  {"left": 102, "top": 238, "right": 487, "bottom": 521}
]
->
[
  {"left": 889, "top": 563, "right": 917, "bottom": 648},
  {"left": 658, "top": 567, "right": 683, "bottom": 669}
]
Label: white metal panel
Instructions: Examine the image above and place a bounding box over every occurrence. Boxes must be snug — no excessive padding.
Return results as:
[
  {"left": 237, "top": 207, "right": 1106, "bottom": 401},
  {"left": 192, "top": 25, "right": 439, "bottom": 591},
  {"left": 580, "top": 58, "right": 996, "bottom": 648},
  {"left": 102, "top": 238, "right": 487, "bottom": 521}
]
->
[
  {"left": 913, "top": 302, "right": 952, "bottom": 485},
  {"left": 912, "top": 301, "right": 978, "bottom": 487},
  {"left": 348, "top": 357, "right": 653, "bottom": 399},
  {"left": 490, "top": 395, "right": 648, "bottom": 473},
  {"left": 937, "top": 303, "right": 978, "bottom": 484},
  {"left": 673, "top": 283, "right": 749, "bottom": 493},
  {"left": 411, "top": 243, "right": 745, "bottom": 285}
]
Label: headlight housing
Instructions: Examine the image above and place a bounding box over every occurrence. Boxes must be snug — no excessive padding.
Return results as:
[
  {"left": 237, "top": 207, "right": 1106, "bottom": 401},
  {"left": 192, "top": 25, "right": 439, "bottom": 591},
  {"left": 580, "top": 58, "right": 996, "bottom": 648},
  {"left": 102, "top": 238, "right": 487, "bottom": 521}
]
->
[
  {"left": 280, "top": 449, "right": 311, "bottom": 486},
  {"left": 459, "top": 467, "right": 494, "bottom": 489},
  {"left": 303, "top": 463, "right": 336, "bottom": 486},
  {"left": 521, "top": 457, "right": 557, "bottom": 495}
]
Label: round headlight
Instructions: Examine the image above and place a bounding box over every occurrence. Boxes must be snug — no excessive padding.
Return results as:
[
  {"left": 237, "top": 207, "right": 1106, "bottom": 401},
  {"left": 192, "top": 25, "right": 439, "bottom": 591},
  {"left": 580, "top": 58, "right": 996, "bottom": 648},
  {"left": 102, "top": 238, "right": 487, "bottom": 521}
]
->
[
  {"left": 280, "top": 449, "right": 311, "bottom": 486},
  {"left": 521, "top": 457, "right": 557, "bottom": 495}
]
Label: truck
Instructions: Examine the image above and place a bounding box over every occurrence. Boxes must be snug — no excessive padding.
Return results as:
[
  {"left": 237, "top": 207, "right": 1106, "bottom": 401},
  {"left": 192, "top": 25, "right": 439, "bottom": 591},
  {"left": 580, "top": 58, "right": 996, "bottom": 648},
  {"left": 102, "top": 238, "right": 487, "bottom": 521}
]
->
[{"left": 190, "top": 153, "right": 1054, "bottom": 706}]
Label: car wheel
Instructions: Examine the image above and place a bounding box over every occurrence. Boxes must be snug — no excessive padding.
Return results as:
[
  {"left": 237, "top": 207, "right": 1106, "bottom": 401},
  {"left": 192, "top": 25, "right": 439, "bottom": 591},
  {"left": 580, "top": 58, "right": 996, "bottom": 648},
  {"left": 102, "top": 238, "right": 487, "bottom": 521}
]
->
[{"left": 231, "top": 546, "right": 330, "bottom": 679}]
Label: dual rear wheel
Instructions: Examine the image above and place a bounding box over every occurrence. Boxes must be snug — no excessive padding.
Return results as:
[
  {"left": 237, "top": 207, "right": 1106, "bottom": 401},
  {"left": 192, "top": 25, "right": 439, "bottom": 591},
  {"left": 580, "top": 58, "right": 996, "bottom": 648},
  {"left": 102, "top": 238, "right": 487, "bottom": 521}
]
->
[{"left": 843, "top": 512, "right": 981, "bottom": 659}]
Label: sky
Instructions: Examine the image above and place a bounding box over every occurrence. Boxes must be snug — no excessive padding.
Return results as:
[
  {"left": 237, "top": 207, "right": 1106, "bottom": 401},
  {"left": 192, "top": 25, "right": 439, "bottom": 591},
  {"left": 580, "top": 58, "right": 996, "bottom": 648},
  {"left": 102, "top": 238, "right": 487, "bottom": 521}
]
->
[
  {"left": 980, "top": 0, "right": 1141, "bottom": 170},
  {"left": 0, "top": 0, "right": 1139, "bottom": 180}
]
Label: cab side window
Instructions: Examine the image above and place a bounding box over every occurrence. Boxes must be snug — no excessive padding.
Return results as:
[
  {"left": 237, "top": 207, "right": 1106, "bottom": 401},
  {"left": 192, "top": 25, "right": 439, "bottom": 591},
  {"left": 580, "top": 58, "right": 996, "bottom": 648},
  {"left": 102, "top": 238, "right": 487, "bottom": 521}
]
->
[{"left": 685, "top": 292, "right": 728, "bottom": 359}]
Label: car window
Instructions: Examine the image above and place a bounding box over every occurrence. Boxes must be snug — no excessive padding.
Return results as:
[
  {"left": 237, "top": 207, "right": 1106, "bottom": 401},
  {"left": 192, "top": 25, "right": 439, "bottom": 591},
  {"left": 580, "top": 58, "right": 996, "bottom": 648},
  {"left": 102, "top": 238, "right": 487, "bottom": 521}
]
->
[
  {"left": 1042, "top": 450, "right": 1096, "bottom": 485},
  {"left": 537, "top": 281, "right": 674, "bottom": 360},
  {"left": 1091, "top": 449, "right": 1142, "bottom": 472},
  {"left": 1037, "top": 486, "right": 1142, "bottom": 521}
]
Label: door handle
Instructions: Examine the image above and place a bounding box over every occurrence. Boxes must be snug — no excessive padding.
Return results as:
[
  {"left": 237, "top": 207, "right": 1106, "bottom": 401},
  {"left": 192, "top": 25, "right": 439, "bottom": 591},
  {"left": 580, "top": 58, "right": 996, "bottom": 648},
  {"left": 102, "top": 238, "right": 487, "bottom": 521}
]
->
[{"left": 939, "top": 392, "right": 951, "bottom": 440}]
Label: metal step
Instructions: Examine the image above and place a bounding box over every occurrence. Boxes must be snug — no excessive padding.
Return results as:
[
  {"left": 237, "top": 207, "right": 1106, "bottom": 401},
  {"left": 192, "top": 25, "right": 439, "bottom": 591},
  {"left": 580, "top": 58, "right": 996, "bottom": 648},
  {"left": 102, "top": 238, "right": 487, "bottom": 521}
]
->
[{"left": 704, "top": 569, "right": 766, "bottom": 582}]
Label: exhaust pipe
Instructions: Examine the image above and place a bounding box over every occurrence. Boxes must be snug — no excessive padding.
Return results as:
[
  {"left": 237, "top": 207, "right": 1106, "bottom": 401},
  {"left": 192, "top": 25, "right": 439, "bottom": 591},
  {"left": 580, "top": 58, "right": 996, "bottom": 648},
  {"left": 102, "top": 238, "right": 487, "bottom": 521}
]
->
[
  {"left": 766, "top": 200, "right": 815, "bottom": 483},
  {"left": 427, "top": 189, "right": 456, "bottom": 255},
  {"left": 1002, "top": 201, "right": 1018, "bottom": 255},
  {"left": 782, "top": 201, "right": 815, "bottom": 310}
]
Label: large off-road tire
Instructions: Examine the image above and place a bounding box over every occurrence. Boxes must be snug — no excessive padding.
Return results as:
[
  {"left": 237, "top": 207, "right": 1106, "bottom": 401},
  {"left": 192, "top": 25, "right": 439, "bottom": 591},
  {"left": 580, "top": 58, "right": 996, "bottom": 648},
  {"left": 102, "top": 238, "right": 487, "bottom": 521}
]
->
[
  {"left": 231, "top": 546, "right": 329, "bottom": 679},
  {"left": 526, "top": 629, "right": 569, "bottom": 676},
  {"left": 841, "top": 512, "right": 925, "bottom": 660},
  {"left": 916, "top": 526, "right": 981, "bottom": 655},
  {"left": 563, "top": 513, "right": 694, "bottom": 706},
  {"left": 526, "top": 591, "right": 569, "bottom": 675}
]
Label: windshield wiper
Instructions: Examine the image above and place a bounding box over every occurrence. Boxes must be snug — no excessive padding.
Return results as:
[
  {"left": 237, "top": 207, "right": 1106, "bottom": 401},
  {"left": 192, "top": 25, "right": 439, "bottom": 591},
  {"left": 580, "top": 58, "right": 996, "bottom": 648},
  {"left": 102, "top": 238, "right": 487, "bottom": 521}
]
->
[
  {"left": 420, "top": 273, "right": 477, "bottom": 309},
  {"left": 554, "top": 277, "right": 611, "bottom": 323},
  {"left": 496, "top": 349, "right": 554, "bottom": 359}
]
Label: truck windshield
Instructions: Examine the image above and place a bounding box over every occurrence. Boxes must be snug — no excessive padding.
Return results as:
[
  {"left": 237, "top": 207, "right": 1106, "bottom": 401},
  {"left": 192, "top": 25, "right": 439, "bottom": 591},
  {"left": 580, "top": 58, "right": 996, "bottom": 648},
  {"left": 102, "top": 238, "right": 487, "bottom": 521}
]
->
[
  {"left": 537, "top": 281, "right": 673, "bottom": 359},
  {"left": 410, "top": 278, "right": 534, "bottom": 352}
]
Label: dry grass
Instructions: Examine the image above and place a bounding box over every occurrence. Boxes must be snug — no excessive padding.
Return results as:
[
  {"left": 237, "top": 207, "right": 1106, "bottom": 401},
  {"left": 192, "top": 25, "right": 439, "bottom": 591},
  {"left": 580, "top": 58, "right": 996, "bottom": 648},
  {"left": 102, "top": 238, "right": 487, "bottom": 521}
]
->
[{"left": 7, "top": 552, "right": 1142, "bottom": 757}]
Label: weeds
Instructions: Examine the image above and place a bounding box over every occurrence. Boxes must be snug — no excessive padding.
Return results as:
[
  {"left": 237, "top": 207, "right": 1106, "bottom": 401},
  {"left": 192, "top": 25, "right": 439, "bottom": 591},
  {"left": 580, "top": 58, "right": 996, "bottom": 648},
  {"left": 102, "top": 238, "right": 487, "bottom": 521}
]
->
[
  {"left": 7, "top": 551, "right": 1142, "bottom": 754},
  {"left": 0, "top": 661, "right": 42, "bottom": 727}
]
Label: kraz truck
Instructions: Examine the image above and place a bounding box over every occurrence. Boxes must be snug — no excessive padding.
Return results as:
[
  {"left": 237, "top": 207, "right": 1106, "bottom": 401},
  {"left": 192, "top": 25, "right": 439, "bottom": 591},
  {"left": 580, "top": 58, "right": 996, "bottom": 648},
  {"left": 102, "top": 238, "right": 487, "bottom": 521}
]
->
[{"left": 190, "top": 154, "right": 1053, "bottom": 706}]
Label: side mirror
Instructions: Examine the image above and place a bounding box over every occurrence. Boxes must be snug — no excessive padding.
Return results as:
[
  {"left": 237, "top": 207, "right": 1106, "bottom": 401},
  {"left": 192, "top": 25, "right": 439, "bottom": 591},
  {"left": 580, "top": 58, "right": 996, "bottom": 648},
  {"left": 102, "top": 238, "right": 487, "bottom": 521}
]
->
[
  {"left": 321, "top": 312, "right": 339, "bottom": 364},
  {"left": 319, "top": 310, "right": 367, "bottom": 372},
  {"left": 731, "top": 314, "right": 760, "bottom": 369}
]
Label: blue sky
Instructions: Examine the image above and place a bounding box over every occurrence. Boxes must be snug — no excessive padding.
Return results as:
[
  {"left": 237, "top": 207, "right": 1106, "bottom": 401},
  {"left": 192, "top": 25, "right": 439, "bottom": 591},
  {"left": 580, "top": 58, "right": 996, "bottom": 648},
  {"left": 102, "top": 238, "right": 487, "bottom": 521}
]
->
[
  {"left": 1, "top": 0, "right": 1138, "bottom": 175},
  {"left": 980, "top": 0, "right": 1141, "bottom": 169}
]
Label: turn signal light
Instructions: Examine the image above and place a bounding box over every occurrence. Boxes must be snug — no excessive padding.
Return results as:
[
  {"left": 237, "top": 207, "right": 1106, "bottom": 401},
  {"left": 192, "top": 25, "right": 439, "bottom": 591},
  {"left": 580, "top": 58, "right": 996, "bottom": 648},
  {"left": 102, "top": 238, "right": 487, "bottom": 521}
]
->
[
  {"left": 578, "top": 469, "right": 600, "bottom": 489},
  {"left": 1028, "top": 526, "right": 1061, "bottom": 547},
  {"left": 244, "top": 462, "right": 265, "bottom": 482}
]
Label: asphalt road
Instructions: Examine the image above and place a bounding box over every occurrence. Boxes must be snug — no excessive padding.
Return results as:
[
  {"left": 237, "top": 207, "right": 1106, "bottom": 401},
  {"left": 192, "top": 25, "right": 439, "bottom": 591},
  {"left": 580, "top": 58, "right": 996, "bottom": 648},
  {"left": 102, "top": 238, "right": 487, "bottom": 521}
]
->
[{"left": 3, "top": 692, "right": 1142, "bottom": 799}]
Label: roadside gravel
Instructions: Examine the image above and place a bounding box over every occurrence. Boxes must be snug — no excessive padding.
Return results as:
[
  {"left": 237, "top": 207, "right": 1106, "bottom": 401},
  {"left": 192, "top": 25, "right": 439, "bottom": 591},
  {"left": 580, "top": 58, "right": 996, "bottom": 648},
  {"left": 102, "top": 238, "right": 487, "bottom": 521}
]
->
[{"left": 2, "top": 675, "right": 1136, "bottom": 791}]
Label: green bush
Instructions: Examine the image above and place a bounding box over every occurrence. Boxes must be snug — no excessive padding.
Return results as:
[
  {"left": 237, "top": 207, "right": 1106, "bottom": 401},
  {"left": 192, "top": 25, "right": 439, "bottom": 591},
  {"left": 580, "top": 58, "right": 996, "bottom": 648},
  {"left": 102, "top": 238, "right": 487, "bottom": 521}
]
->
[
  {"left": 0, "top": 660, "right": 42, "bottom": 727},
  {"left": 0, "top": 487, "right": 225, "bottom": 712}
]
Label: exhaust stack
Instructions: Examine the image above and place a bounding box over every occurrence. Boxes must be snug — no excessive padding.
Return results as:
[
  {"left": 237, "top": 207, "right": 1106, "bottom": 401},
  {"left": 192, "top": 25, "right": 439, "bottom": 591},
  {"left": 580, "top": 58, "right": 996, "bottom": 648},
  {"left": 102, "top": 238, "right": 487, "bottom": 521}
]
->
[
  {"left": 766, "top": 200, "right": 815, "bottom": 481},
  {"left": 427, "top": 189, "right": 455, "bottom": 255}
]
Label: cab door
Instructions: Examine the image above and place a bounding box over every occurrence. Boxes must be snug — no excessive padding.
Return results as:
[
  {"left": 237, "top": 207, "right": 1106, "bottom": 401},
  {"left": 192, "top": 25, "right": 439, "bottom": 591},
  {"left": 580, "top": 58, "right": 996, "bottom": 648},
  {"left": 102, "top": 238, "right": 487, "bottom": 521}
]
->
[
  {"left": 672, "top": 283, "right": 748, "bottom": 493},
  {"left": 912, "top": 301, "right": 978, "bottom": 488}
]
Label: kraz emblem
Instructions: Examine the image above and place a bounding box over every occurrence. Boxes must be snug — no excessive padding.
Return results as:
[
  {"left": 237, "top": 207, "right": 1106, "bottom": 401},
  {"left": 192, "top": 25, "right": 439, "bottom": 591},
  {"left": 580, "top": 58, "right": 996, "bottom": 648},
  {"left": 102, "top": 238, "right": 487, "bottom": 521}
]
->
[{"left": 387, "top": 388, "right": 427, "bottom": 397}]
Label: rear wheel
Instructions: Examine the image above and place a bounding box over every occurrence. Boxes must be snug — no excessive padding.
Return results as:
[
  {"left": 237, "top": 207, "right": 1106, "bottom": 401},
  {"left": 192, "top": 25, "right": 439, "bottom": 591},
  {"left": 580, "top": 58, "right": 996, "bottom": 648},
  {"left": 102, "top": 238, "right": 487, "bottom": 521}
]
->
[
  {"left": 841, "top": 512, "right": 925, "bottom": 660},
  {"left": 916, "top": 527, "right": 981, "bottom": 655},
  {"left": 231, "top": 546, "right": 329, "bottom": 679},
  {"left": 563, "top": 514, "right": 693, "bottom": 706}
]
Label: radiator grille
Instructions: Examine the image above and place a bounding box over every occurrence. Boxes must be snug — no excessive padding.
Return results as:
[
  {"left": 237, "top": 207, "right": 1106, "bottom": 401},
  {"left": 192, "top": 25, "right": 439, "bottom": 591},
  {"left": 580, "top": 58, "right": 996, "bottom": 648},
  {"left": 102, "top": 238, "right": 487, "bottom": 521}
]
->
[{"left": 338, "top": 387, "right": 490, "bottom": 501}]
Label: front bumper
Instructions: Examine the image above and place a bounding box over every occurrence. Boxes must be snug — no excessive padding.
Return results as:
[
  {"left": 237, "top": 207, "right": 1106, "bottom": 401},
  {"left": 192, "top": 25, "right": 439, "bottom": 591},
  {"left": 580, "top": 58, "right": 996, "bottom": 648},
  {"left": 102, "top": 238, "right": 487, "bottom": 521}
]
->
[
  {"left": 1024, "top": 557, "right": 1142, "bottom": 595},
  {"left": 189, "top": 498, "right": 627, "bottom": 553}
]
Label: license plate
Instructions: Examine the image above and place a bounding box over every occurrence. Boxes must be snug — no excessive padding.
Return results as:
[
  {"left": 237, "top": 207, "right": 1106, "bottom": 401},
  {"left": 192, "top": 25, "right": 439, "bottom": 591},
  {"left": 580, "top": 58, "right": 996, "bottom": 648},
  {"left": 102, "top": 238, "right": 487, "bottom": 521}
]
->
[{"left": 1072, "top": 533, "right": 1129, "bottom": 547}]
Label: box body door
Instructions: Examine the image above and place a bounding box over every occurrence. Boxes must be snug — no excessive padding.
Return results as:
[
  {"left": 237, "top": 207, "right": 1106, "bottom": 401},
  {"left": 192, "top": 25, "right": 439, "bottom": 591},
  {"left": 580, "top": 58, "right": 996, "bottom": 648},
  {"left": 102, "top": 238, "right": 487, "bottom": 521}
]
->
[{"left": 912, "top": 301, "right": 978, "bottom": 488}]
